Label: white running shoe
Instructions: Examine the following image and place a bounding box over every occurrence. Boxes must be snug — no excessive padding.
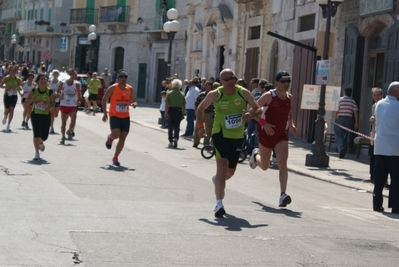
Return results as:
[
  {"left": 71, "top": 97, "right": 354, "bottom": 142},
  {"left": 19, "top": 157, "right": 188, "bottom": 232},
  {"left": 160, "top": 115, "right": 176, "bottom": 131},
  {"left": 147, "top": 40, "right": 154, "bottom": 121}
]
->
[
  {"left": 249, "top": 148, "right": 259, "bottom": 169},
  {"left": 212, "top": 176, "right": 225, "bottom": 199},
  {"left": 214, "top": 202, "right": 226, "bottom": 217},
  {"left": 39, "top": 143, "right": 45, "bottom": 152},
  {"left": 5, "top": 125, "right": 10, "bottom": 132},
  {"left": 33, "top": 152, "right": 40, "bottom": 160},
  {"left": 2, "top": 117, "right": 6, "bottom": 125},
  {"left": 279, "top": 193, "right": 292, "bottom": 207}
]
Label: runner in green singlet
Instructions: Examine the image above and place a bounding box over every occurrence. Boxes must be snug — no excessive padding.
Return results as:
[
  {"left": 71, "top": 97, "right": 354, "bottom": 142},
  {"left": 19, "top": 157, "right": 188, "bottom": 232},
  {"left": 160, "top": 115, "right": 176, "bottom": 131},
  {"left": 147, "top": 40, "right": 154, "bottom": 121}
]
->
[
  {"left": 196, "top": 69, "right": 261, "bottom": 217},
  {"left": 1, "top": 66, "right": 22, "bottom": 132}
]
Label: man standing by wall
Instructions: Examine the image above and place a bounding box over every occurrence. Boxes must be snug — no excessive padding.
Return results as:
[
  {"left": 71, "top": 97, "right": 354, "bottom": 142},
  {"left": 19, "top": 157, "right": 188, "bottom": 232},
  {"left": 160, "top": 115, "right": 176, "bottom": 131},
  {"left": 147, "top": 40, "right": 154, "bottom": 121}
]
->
[
  {"left": 364, "top": 87, "right": 383, "bottom": 183},
  {"left": 372, "top": 82, "right": 399, "bottom": 214},
  {"left": 193, "top": 80, "right": 214, "bottom": 148},
  {"left": 182, "top": 80, "right": 199, "bottom": 137},
  {"left": 101, "top": 68, "right": 112, "bottom": 88},
  {"left": 333, "top": 87, "right": 358, "bottom": 158}
]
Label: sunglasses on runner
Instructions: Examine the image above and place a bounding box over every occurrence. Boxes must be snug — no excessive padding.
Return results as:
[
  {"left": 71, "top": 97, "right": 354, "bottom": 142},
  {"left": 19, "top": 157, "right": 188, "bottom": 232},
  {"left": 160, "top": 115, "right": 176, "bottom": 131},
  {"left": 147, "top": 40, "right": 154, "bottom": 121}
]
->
[
  {"left": 222, "top": 75, "right": 237, "bottom": 81},
  {"left": 279, "top": 79, "right": 291, "bottom": 84}
]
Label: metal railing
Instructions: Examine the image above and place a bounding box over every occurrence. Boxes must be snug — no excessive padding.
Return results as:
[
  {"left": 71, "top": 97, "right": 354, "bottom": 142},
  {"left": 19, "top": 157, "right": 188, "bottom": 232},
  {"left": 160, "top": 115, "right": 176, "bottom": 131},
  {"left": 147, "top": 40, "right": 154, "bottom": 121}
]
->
[
  {"left": 1, "top": 8, "right": 22, "bottom": 21},
  {"left": 70, "top": 8, "right": 98, "bottom": 25},
  {"left": 99, "top": 6, "right": 130, "bottom": 23},
  {"left": 154, "top": 10, "right": 167, "bottom": 30}
]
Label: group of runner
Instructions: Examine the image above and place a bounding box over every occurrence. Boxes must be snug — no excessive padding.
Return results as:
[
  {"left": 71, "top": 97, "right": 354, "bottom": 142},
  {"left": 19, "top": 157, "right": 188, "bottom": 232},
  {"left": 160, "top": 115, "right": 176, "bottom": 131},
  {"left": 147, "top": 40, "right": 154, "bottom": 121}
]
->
[{"left": 1, "top": 66, "right": 137, "bottom": 164}]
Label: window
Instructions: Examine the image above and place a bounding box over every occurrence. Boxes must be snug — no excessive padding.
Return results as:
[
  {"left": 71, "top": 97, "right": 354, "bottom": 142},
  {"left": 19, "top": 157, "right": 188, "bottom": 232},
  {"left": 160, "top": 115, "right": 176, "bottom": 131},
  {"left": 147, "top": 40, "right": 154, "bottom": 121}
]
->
[
  {"left": 298, "top": 14, "right": 315, "bottom": 32},
  {"left": 40, "top": 8, "right": 43, "bottom": 20},
  {"left": 249, "top": 26, "right": 261, "bottom": 40},
  {"left": 48, "top": 8, "right": 52, "bottom": 21}
]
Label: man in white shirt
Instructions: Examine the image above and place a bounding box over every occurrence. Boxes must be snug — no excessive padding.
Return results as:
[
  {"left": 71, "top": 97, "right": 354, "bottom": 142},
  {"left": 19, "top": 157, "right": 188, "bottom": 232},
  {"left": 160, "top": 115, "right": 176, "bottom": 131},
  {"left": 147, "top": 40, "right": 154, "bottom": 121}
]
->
[
  {"left": 182, "top": 80, "right": 199, "bottom": 137},
  {"left": 101, "top": 68, "right": 112, "bottom": 88},
  {"left": 373, "top": 81, "right": 399, "bottom": 214}
]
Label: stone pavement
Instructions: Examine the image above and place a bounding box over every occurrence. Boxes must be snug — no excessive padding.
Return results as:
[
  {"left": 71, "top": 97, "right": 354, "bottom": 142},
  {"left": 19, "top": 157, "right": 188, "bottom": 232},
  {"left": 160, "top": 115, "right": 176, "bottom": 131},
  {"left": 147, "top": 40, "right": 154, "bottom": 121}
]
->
[{"left": 130, "top": 103, "right": 386, "bottom": 197}]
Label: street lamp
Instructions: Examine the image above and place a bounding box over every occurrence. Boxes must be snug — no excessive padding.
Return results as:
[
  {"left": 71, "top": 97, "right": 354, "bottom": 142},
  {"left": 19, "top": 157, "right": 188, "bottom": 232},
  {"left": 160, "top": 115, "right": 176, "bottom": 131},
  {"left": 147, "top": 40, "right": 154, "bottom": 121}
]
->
[
  {"left": 163, "top": 8, "right": 180, "bottom": 77},
  {"left": 87, "top": 24, "right": 97, "bottom": 71},
  {"left": 10, "top": 34, "right": 17, "bottom": 61},
  {"left": 305, "top": 0, "right": 343, "bottom": 167}
]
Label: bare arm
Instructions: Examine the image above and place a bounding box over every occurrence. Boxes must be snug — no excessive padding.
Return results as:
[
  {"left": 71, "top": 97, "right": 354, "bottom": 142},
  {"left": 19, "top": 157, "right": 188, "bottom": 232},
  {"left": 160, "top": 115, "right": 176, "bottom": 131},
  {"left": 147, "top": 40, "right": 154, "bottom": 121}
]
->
[
  {"left": 101, "top": 85, "right": 115, "bottom": 122},
  {"left": 130, "top": 86, "right": 137, "bottom": 108},
  {"left": 242, "top": 88, "right": 261, "bottom": 122}
]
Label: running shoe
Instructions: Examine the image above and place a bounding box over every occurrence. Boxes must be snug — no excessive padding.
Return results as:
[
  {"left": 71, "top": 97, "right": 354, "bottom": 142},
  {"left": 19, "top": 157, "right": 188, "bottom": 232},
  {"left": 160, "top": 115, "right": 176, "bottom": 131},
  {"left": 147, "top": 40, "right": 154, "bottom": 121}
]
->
[
  {"left": 85, "top": 109, "right": 91, "bottom": 114},
  {"left": 214, "top": 203, "right": 226, "bottom": 218},
  {"left": 39, "top": 143, "right": 45, "bottom": 152},
  {"left": 212, "top": 176, "right": 225, "bottom": 199},
  {"left": 112, "top": 156, "right": 120, "bottom": 166},
  {"left": 71, "top": 131, "right": 75, "bottom": 137},
  {"left": 67, "top": 131, "right": 73, "bottom": 140},
  {"left": 279, "top": 193, "right": 292, "bottom": 207},
  {"left": 249, "top": 148, "right": 259, "bottom": 169},
  {"left": 2, "top": 117, "right": 6, "bottom": 125},
  {"left": 60, "top": 136, "right": 66, "bottom": 145},
  {"left": 49, "top": 127, "right": 54, "bottom": 134},
  {"left": 173, "top": 138, "right": 178, "bottom": 148},
  {"left": 105, "top": 135, "right": 113, "bottom": 149},
  {"left": 33, "top": 152, "right": 40, "bottom": 160},
  {"left": 21, "top": 121, "right": 25, "bottom": 127},
  {"left": 5, "top": 125, "right": 10, "bottom": 132},
  {"left": 93, "top": 111, "right": 96, "bottom": 116},
  {"left": 25, "top": 122, "right": 30, "bottom": 130},
  {"left": 168, "top": 142, "right": 173, "bottom": 148}
]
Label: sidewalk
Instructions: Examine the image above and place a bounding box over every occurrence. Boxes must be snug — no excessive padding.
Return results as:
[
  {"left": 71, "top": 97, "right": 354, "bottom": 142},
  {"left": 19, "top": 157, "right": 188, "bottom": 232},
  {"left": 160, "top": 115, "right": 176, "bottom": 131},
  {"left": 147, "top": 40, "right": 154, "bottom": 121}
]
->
[{"left": 131, "top": 103, "right": 386, "bottom": 197}]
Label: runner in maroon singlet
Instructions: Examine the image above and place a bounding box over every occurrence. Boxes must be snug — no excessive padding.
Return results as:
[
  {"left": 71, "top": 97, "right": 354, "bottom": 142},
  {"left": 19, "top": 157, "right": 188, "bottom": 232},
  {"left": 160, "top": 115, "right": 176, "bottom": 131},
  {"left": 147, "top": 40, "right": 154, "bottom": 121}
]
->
[{"left": 248, "top": 71, "right": 297, "bottom": 208}]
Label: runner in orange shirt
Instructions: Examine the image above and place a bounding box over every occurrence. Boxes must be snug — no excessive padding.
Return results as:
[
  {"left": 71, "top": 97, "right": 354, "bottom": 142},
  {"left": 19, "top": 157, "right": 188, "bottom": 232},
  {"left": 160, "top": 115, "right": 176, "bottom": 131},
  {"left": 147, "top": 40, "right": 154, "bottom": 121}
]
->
[{"left": 101, "top": 70, "right": 137, "bottom": 166}]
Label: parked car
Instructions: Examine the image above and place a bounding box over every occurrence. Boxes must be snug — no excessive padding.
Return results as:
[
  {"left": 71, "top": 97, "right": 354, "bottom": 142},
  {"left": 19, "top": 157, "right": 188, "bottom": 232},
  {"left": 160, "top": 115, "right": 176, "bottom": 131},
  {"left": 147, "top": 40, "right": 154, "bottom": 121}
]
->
[{"left": 50, "top": 72, "right": 106, "bottom": 112}]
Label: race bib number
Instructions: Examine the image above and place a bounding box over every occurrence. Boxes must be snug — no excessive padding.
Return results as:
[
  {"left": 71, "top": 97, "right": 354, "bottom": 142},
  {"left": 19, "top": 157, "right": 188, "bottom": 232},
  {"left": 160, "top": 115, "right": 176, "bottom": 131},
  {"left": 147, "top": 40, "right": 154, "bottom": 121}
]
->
[
  {"left": 116, "top": 102, "right": 128, "bottom": 112},
  {"left": 7, "top": 89, "right": 16, "bottom": 96},
  {"left": 23, "top": 91, "right": 30, "bottom": 98},
  {"left": 65, "top": 93, "right": 76, "bottom": 104},
  {"left": 34, "top": 101, "right": 47, "bottom": 111},
  {"left": 224, "top": 113, "right": 242, "bottom": 129}
]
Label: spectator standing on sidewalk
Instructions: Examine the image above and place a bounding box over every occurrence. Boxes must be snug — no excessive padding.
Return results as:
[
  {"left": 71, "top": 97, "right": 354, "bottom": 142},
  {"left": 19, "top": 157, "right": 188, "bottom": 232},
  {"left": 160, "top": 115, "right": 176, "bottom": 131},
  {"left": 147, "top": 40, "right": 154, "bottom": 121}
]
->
[
  {"left": 333, "top": 87, "right": 358, "bottom": 158},
  {"left": 193, "top": 81, "right": 214, "bottom": 148},
  {"left": 181, "top": 80, "right": 199, "bottom": 137},
  {"left": 246, "top": 79, "right": 267, "bottom": 148},
  {"left": 248, "top": 71, "right": 297, "bottom": 208},
  {"left": 165, "top": 79, "right": 186, "bottom": 148},
  {"left": 197, "top": 68, "right": 261, "bottom": 217},
  {"left": 86, "top": 72, "right": 102, "bottom": 115},
  {"left": 372, "top": 81, "right": 399, "bottom": 214},
  {"left": 159, "top": 91, "right": 168, "bottom": 128},
  {"left": 364, "top": 87, "right": 383, "bottom": 183},
  {"left": 102, "top": 70, "right": 137, "bottom": 166},
  {"left": 101, "top": 68, "right": 112, "bottom": 87}
]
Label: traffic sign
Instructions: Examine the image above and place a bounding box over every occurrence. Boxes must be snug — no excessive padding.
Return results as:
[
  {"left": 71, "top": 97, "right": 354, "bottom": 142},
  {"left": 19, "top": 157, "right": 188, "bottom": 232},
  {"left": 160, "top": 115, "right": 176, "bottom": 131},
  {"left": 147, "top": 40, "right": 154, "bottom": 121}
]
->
[
  {"left": 300, "top": 84, "right": 340, "bottom": 111},
  {"left": 19, "top": 47, "right": 24, "bottom": 52},
  {"left": 42, "top": 50, "right": 52, "bottom": 60}
]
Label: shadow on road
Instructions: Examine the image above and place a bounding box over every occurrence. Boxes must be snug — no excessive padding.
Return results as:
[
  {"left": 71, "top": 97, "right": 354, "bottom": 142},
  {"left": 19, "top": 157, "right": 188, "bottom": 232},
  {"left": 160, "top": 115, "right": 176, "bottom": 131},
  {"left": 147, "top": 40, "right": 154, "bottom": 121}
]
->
[
  {"left": 199, "top": 215, "right": 268, "bottom": 231},
  {"left": 100, "top": 165, "right": 136, "bottom": 172},
  {"left": 252, "top": 201, "right": 302, "bottom": 218},
  {"left": 23, "top": 159, "right": 51, "bottom": 165}
]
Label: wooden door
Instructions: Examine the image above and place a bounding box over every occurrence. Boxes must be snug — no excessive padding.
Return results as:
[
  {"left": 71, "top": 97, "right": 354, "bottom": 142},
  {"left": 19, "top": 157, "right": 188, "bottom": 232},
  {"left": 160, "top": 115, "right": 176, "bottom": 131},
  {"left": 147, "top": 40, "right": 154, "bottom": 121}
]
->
[
  {"left": 244, "top": 47, "right": 259, "bottom": 86},
  {"left": 137, "top": 63, "right": 147, "bottom": 99},
  {"left": 382, "top": 21, "right": 399, "bottom": 92}
]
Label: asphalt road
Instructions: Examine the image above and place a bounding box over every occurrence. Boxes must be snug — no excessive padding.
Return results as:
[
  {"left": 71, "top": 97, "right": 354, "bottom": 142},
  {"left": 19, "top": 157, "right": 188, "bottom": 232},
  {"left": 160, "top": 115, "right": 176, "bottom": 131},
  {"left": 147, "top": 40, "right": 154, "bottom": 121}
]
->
[{"left": 1, "top": 102, "right": 398, "bottom": 267}]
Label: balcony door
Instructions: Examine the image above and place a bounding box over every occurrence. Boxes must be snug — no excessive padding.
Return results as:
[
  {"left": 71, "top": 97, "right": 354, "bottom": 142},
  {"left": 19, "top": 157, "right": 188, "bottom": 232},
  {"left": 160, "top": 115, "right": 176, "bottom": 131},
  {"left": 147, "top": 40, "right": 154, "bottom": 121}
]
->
[
  {"left": 117, "top": 0, "right": 126, "bottom": 22},
  {"left": 86, "top": 0, "right": 95, "bottom": 24}
]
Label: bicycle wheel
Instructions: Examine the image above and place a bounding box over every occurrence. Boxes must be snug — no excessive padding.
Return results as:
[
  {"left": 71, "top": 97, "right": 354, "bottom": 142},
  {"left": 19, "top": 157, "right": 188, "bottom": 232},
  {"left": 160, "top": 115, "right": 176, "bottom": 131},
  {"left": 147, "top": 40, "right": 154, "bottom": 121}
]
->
[
  {"left": 201, "top": 145, "right": 215, "bottom": 159},
  {"left": 238, "top": 149, "right": 247, "bottom": 163}
]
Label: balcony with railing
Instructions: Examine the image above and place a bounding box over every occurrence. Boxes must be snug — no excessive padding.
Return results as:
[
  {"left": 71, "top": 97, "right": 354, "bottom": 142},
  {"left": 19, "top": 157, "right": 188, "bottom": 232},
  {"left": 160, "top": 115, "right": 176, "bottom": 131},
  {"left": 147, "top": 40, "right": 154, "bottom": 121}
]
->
[
  {"left": 1, "top": 8, "right": 22, "bottom": 21},
  {"left": 154, "top": 9, "right": 167, "bottom": 31},
  {"left": 18, "top": 20, "right": 72, "bottom": 36},
  {"left": 99, "top": 6, "right": 130, "bottom": 24},
  {"left": 70, "top": 8, "right": 98, "bottom": 25}
]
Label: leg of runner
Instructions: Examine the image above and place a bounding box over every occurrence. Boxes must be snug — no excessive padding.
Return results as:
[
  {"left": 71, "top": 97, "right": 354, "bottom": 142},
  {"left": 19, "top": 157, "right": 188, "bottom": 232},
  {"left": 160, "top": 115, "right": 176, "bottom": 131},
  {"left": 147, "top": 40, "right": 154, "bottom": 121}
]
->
[
  {"left": 255, "top": 144, "right": 272, "bottom": 170},
  {"left": 7, "top": 106, "right": 15, "bottom": 131},
  {"left": 113, "top": 131, "right": 128, "bottom": 166},
  {"left": 274, "top": 140, "right": 291, "bottom": 207},
  {"left": 60, "top": 112, "right": 68, "bottom": 144},
  {"left": 67, "top": 110, "right": 77, "bottom": 139}
]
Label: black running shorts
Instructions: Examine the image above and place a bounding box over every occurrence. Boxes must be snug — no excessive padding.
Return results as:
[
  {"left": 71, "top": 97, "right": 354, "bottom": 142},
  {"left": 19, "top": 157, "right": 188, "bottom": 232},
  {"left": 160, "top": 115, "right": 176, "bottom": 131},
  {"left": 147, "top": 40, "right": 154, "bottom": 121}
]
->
[
  {"left": 212, "top": 131, "right": 244, "bottom": 169},
  {"left": 110, "top": 116, "right": 130, "bottom": 133}
]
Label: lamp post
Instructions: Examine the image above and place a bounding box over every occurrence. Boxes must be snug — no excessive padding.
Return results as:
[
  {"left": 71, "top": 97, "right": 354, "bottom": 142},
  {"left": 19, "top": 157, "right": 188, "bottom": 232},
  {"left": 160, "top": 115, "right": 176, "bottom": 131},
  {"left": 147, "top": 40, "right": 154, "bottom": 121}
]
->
[
  {"left": 87, "top": 24, "right": 97, "bottom": 72},
  {"left": 10, "top": 34, "right": 17, "bottom": 61},
  {"left": 163, "top": 8, "right": 180, "bottom": 78},
  {"left": 305, "top": 0, "right": 343, "bottom": 167}
]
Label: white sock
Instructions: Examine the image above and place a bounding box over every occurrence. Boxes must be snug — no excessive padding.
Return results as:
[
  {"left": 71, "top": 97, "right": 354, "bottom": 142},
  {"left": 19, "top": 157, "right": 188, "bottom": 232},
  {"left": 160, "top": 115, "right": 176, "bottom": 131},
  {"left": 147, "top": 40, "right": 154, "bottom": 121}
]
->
[{"left": 216, "top": 199, "right": 223, "bottom": 206}]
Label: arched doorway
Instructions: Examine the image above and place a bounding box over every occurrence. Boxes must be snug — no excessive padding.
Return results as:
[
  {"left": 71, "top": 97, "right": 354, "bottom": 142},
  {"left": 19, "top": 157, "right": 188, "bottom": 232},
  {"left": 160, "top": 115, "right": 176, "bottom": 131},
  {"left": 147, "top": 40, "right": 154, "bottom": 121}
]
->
[
  {"left": 114, "top": 47, "right": 124, "bottom": 72},
  {"left": 364, "top": 26, "right": 387, "bottom": 134}
]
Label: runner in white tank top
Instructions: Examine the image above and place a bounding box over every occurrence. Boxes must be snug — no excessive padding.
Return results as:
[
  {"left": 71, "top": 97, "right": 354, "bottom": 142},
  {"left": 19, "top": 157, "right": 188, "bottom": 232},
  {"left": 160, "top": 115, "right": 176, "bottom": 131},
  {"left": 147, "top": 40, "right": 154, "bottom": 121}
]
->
[
  {"left": 56, "top": 68, "right": 81, "bottom": 145},
  {"left": 21, "top": 73, "right": 36, "bottom": 129},
  {"left": 49, "top": 70, "right": 61, "bottom": 134}
]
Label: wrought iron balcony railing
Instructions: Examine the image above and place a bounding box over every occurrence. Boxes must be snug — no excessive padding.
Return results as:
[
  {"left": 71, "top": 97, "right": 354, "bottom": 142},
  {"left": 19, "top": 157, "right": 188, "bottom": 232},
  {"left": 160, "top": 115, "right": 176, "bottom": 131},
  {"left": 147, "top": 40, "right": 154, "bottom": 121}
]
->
[
  {"left": 70, "top": 8, "right": 98, "bottom": 25},
  {"left": 99, "top": 6, "right": 130, "bottom": 23}
]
